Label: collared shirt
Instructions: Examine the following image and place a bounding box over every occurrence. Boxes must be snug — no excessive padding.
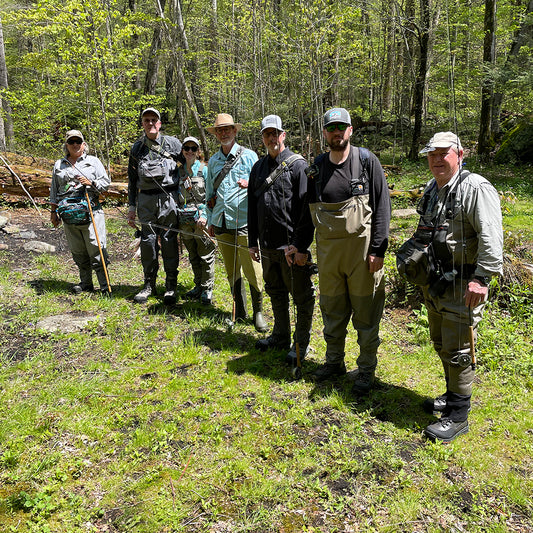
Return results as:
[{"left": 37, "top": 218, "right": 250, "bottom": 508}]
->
[
  {"left": 417, "top": 169, "right": 503, "bottom": 277},
  {"left": 51, "top": 153, "right": 110, "bottom": 204},
  {"left": 128, "top": 133, "right": 182, "bottom": 207},
  {"left": 247, "top": 147, "right": 314, "bottom": 251},
  {"left": 205, "top": 142, "right": 258, "bottom": 229}
]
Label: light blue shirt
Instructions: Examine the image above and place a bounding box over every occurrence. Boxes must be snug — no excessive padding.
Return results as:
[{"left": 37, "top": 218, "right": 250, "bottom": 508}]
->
[{"left": 206, "top": 143, "right": 258, "bottom": 229}]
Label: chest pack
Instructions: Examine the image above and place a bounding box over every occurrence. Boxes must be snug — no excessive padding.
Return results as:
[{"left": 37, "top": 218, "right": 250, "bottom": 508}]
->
[{"left": 309, "top": 146, "right": 370, "bottom": 201}]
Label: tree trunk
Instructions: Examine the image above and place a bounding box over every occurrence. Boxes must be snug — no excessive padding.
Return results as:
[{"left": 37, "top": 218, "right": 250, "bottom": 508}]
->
[
  {"left": 0, "top": 17, "right": 14, "bottom": 150},
  {"left": 408, "top": 0, "right": 431, "bottom": 161},
  {"left": 144, "top": 0, "right": 167, "bottom": 95},
  {"left": 478, "top": 0, "right": 497, "bottom": 158}
]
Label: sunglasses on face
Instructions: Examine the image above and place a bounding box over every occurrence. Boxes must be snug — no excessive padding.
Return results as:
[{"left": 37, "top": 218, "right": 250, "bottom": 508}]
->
[
  {"left": 183, "top": 145, "right": 198, "bottom": 152},
  {"left": 67, "top": 138, "right": 83, "bottom": 145},
  {"left": 325, "top": 123, "right": 349, "bottom": 132}
]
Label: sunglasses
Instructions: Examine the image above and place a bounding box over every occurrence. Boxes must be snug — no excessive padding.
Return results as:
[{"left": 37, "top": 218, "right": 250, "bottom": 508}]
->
[
  {"left": 183, "top": 145, "right": 198, "bottom": 152},
  {"left": 325, "top": 123, "right": 349, "bottom": 132},
  {"left": 67, "top": 138, "right": 83, "bottom": 145}
]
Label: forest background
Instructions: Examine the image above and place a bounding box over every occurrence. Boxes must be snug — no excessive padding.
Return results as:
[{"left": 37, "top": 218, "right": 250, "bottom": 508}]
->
[{"left": 1, "top": 0, "right": 532, "bottom": 164}]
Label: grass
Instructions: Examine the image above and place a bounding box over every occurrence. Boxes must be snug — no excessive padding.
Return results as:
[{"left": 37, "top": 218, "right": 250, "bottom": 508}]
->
[{"left": 0, "top": 162, "right": 532, "bottom": 532}]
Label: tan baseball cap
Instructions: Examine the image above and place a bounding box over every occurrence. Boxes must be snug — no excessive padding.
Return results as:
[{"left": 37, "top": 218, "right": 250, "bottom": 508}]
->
[{"left": 420, "top": 131, "right": 463, "bottom": 153}]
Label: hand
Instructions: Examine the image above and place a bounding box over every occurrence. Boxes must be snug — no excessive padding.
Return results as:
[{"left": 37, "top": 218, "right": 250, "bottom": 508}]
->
[
  {"left": 237, "top": 178, "right": 248, "bottom": 189},
  {"left": 249, "top": 246, "right": 260, "bottom": 262},
  {"left": 284, "top": 245, "right": 298, "bottom": 266},
  {"left": 465, "top": 280, "right": 488, "bottom": 308},
  {"left": 367, "top": 254, "right": 384, "bottom": 273},
  {"left": 208, "top": 225, "right": 215, "bottom": 238},
  {"left": 127, "top": 210, "right": 137, "bottom": 229},
  {"left": 77, "top": 176, "right": 92, "bottom": 187},
  {"left": 196, "top": 216, "right": 207, "bottom": 229},
  {"left": 293, "top": 252, "right": 308, "bottom": 267},
  {"left": 50, "top": 212, "right": 61, "bottom": 228}
]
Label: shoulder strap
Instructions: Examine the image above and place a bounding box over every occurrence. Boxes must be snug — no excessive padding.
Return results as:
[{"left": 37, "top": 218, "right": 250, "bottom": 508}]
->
[
  {"left": 143, "top": 136, "right": 181, "bottom": 165},
  {"left": 311, "top": 153, "right": 328, "bottom": 201},
  {"left": 213, "top": 146, "right": 245, "bottom": 191},
  {"left": 254, "top": 154, "right": 304, "bottom": 198},
  {"left": 196, "top": 162, "right": 205, "bottom": 177}
]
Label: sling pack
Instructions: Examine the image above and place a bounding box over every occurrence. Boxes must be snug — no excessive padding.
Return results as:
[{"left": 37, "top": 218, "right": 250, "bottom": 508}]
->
[
  {"left": 311, "top": 146, "right": 371, "bottom": 201},
  {"left": 57, "top": 195, "right": 100, "bottom": 226},
  {"left": 206, "top": 146, "right": 245, "bottom": 209},
  {"left": 254, "top": 154, "right": 305, "bottom": 198}
]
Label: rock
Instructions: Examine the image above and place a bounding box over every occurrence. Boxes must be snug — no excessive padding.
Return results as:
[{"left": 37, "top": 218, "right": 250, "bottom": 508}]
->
[
  {"left": 495, "top": 118, "right": 533, "bottom": 163},
  {"left": 23, "top": 241, "right": 56, "bottom": 253},
  {"left": 0, "top": 243, "right": 8, "bottom": 250},
  {"left": 14, "top": 230, "right": 38, "bottom": 239},
  {"left": 392, "top": 208, "right": 418, "bottom": 218},
  {"left": 36, "top": 313, "right": 103, "bottom": 333},
  {"left": 0, "top": 215, "right": 9, "bottom": 229},
  {"left": 3, "top": 224, "right": 20, "bottom": 234}
]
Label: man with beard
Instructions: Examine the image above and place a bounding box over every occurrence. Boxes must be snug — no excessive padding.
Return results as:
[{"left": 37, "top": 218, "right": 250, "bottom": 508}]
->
[
  {"left": 289, "top": 107, "right": 390, "bottom": 393},
  {"left": 205, "top": 113, "right": 267, "bottom": 332},
  {"left": 248, "top": 115, "right": 316, "bottom": 364}
]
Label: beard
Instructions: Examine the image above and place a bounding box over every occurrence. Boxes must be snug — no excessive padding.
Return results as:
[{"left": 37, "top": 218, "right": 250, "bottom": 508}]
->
[{"left": 326, "top": 137, "right": 349, "bottom": 151}]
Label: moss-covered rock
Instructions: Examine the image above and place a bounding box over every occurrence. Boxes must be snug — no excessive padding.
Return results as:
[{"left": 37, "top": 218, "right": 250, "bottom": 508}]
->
[{"left": 494, "top": 117, "right": 533, "bottom": 163}]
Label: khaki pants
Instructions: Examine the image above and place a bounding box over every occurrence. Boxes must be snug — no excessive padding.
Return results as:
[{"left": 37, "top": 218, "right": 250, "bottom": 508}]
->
[{"left": 215, "top": 229, "right": 263, "bottom": 291}]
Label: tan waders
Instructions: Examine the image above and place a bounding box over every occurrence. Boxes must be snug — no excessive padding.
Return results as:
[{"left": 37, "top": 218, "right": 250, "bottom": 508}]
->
[{"left": 310, "top": 195, "right": 385, "bottom": 373}]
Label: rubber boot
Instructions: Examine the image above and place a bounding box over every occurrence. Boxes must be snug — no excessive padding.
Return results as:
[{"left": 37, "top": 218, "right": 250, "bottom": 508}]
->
[
  {"left": 164, "top": 276, "right": 177, "bottom": 306},
  {"left": 95, "top": 267, "right": 110, "bottom": 294},
  {"left": 250, "top": 285, "right": 268, "bottom": 333},
  {"left": 231, "top": 278, "right": 247, "bottom": 321}
]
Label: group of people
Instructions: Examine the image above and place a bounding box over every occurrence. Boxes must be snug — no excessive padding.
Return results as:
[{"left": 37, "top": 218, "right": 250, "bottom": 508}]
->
[{"left": 49, "top": 106, "right": 503, "bottom": 443}]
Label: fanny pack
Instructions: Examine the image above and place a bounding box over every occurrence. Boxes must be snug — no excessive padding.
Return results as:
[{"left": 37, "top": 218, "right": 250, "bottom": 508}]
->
[
  {"left": 396, "top": 235, "right": 437, "bottom": 286},
  {"left": 57, "top": 196, "right": 99, "bottom": 225},
  {"left": 178, "top": 205, "right": 199, "bottom": 225}
]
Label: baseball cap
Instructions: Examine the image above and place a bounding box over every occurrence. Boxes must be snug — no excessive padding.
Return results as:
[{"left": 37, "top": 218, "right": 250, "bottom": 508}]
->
[
  {"left": 323, "top": 108, "right": 351, "bottom": 127},
  {"left": 141, "top": 107, "right": 161, "bottom": 120},
  {"left": 65, "top": 130, "right": 84, "bottom": 142},
  {"left": 420, "top": 131, "right": 462, "bottom": 153},
  {"left": 183, "top": 136, "right": 200, "bottom": 146},
  {"left": 260, "top": 115, "right": 284, "bottom": 133}
]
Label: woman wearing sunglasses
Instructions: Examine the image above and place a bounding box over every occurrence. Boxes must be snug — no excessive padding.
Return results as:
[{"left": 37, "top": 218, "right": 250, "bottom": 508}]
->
[
  {"left": 50, "top": 130, "right": 111, "bottom": 294},
  {"left": 178, "top": 136, "right": 216, "bottom": 305}
]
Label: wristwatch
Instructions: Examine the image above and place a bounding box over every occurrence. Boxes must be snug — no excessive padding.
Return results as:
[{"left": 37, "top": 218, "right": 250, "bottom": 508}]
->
[{"left": 473, "top": 275, "right": 491, "bottom": 286}]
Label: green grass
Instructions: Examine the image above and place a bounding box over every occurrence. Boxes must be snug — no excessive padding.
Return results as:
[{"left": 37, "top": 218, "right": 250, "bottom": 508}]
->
[{"left": 0, "top": 166, "right": 532, "bottom": 532}]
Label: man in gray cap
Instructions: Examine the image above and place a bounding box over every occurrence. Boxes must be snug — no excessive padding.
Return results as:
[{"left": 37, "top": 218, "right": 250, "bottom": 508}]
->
[
  {"left": 248, "top": 115, "right": 315, "bottom": 364},
  {"left": 406, "top": 131, "right": 503, "bottom": 442},
  {"left": 127, "top": 107, "right": 183, "bottom": 305},
  {"left": 289, "top": 107, "right": 390, "bottom": 393}
]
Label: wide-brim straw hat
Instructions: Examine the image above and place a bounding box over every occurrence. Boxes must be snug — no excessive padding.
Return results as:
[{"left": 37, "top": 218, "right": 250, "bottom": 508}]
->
[{"left": 207, "top": 113, "right": 243, "bottom": 134}]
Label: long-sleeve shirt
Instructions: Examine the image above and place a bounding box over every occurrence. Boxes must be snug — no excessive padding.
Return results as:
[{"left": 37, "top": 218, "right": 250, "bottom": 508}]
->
[
  {"left": 205, "top": 143, "right": 258, "bottom": 229},
  {"left": 247, "top": 147, "right": 314, "bottom": 252},
  {"left": 127, "top": 133, "right": 182, "bottom": 208},
  {"left": 50, "top": 154, "right": 110, "bottom": 204},
  {"left": 417, "top": 169, "right": 503, "bottom": 277}
]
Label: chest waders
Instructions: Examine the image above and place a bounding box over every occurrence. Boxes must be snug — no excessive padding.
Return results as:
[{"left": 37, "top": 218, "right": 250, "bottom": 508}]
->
[{"left": 310, "top": 194, "right": 385, "bottom": 370}]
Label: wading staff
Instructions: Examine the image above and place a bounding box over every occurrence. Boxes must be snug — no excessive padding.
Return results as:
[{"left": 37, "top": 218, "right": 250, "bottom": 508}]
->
[
  {"left": 84, "top": 186, "right": 112, "bottom": 293},
  {"left": 469, "top": 307, "right": 476, "bottom": 370},
  {"left": 0, "top": 153, "right": 44, "bottom": 217}
]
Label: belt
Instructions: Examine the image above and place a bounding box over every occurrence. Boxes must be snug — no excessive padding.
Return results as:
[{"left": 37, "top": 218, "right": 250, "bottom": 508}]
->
[{"left": 139, "top": 184, "right": 180, "bottom": 196}]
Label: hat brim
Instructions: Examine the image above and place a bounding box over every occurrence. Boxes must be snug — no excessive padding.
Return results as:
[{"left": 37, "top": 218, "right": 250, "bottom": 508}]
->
[{"left": 207, "top": 123, "right": 243, "bottom": 134}]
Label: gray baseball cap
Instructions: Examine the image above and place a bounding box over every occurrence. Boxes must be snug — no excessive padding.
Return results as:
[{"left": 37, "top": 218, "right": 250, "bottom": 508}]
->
[
  {"left": 141, "top": 107, "right": 161, "bottom": 120},
  {"left": 323, "top": 107, "right": 351, "bottom": 127},
  {"left": 420, "top": 131, "right": 463, "bottom": 153},
  {"left": 260, "top": 114, "right": 284, "bottom": 133}
]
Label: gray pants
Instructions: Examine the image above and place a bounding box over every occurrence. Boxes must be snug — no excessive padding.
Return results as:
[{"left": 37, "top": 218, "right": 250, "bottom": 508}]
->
[
  {"left": 137, "top": 190, "right": 179, "bottom": 283},
  {"left": 180, "top": 223, "right": 216, "bottom": 291},
  {"left": 63, "top": 209, "right": 109, "bottom": 289}
]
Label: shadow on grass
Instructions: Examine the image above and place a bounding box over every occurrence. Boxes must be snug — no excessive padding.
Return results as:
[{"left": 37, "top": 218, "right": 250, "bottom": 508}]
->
[{"left": 28, "top": 278, "right": 140, "bottom": 297}]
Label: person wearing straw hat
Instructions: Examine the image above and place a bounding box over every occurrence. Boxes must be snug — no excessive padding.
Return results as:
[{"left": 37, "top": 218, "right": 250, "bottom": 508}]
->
[
  {"left": 50, "top": 130, "right": 111, "bottom": 294},
  {"left": 177, "top": 136, "right": 216, "bottom": 305},
  {"left": 127, "top": 107, "right": 182, "bottom": 305},
  {"left": 410, "top": 131, "right": 503, "bottom": 442},
  {"left": 247, "top": 114, "right": 315, "bottom": 364},
  {"left": 205, "top": 113, "right": 267, "bottom": 331}
]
